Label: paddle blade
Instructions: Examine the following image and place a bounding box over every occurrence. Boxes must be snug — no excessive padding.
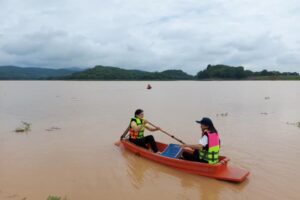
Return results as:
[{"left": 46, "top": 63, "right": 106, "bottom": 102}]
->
[{"left": 114, "top": 141, "right": 121, "bottom": 146}]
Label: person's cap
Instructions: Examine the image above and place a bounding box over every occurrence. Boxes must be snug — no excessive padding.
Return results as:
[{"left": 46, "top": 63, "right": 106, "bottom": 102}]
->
[{"left": 196, "top": 117, "right": 213, "bottom": 126}]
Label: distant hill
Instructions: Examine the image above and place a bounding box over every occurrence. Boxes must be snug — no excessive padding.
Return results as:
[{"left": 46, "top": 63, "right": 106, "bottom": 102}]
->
[
  {"left": 65, "top": 65, "right": 194, "bottom": 80},
  {"left": 1, "top": 64, "right": 299, "bottom": 80},
  {"left": 0, "top": 66, "right": 82, "bottom": 80}
]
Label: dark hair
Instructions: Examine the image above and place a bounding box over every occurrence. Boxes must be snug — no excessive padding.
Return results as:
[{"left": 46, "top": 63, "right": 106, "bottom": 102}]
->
[
  {"left": 134, "top": 109, "right": 144, "bottom": 117},
  {"left": 209, "top": 125, "right": 218, "bottom": 133},
  {"left": 196, "top": 117, "right": 218, "bottom": 133}
]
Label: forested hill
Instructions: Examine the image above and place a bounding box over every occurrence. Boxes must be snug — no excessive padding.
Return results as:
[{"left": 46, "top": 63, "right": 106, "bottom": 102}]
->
[
  {"left": 66, "top": 64, "right": 300, "bottom": 80},
  {"left": 196, "top": 64, "right": 300, "bottom": 80},
  {"left": 0, "top": 66, "right": 82, "bottom": 80},
  {"left": 65, "top": 65, "right": 194, "bottom": 80}
]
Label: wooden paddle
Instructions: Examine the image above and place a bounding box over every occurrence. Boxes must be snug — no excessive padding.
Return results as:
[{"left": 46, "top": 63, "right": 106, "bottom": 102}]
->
[
  {"left": 147, "top": 121, "right": 186, "bottom": 145},
  {"left": 115, "top": 125, "right": 130, "bottom": 146}
]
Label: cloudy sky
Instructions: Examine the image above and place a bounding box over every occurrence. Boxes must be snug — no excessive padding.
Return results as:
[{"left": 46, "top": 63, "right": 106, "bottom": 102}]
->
[{"left": 0, "top": 0, "right": 300, "bottom": 74}]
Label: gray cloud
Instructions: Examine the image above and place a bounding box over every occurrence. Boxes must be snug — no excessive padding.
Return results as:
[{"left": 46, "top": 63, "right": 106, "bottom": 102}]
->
[{"left": 0, "top": 0, "right": 300, "bottom": 74}]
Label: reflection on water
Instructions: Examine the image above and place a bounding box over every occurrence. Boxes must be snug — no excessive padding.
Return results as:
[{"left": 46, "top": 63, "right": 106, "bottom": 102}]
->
[
  {"left": 123, "top": 150, "right": 147, "bottom": 189},
  {"left": 120, "top": 145, "right": 249, "bottom": 200},
  {"left": 0, "top": 81, "right": 300, "bottom": 200}
]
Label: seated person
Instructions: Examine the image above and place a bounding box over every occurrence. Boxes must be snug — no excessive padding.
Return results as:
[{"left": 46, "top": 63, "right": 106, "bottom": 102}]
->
[
  {"left": 121, "top": 109, "right": 160, "bottom": 153},
  {"left": 181, "top": 117, "right": 220, "bottom": 164}
]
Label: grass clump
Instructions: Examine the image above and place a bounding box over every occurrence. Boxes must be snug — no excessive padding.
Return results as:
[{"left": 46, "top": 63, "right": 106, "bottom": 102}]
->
[
  {"left": 15, "top": 121, "right": 31, "bottom": 132},
  {"left": 47, "top": 196, "right": 61, "bottom": 200},
  {"left": 47, "top": 196, "right": 68, "bottom": 200}
]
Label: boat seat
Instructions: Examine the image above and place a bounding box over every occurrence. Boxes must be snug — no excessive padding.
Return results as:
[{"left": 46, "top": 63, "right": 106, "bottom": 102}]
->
[{"left": 160, "top": 144, "right": 182, "bottom": 158}]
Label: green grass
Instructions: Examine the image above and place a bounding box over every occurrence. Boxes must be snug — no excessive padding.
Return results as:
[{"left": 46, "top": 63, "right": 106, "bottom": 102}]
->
[
  {"left": 47, "top": 196, "right": 68, "bottom": 200},
  {"left": 47, "top": 196, "right": 61, "bottom": 200}
]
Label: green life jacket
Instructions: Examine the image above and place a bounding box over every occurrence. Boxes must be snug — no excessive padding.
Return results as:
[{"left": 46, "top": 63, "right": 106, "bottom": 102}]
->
[{"left": 129, "top": 117, "right": 145, "bottom": 139}]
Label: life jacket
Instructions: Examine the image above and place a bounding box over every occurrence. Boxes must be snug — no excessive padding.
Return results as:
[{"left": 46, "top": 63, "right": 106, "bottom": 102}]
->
[
  {"left": 199, "top": 131, "right": 220, "bottom": 164},
  {"left": 129, "top": 117, "right": 145, "bottom": 139}
]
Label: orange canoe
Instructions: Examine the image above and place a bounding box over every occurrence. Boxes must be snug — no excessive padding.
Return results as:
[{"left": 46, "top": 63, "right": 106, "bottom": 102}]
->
[{"left": 117, "top": 139, "right": 250, "bottom": 183}]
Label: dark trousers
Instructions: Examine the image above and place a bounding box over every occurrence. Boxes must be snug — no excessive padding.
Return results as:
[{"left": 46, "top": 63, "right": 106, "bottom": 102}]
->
[
  {"left": 129, "top": 135, "right": 158, "bottom": 153},
  {"left": 182, "top": 149, "right": 208, "bottom": 163}
]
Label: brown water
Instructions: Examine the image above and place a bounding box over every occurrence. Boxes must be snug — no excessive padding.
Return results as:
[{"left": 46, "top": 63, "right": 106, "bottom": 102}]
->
[{"left": 0, "top": 81, "right": 300, "bottom": 200}]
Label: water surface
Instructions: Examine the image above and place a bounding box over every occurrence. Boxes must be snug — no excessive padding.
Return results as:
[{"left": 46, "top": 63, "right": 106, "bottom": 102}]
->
[{"left": 0, "top": 81, "right": 300, "bottom": 200}]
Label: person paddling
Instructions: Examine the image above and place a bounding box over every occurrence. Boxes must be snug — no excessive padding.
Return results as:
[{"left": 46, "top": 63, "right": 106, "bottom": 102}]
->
[
  {"left": 181, "top": 117, "right": 220, "bottom": 164},
  {"left": 120, "top": 109, "right": 160, "bottom": 153}
]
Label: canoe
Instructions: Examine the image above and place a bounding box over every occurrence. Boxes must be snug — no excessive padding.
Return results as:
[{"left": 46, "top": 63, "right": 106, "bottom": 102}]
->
[{"left": 117, "top": 139, "right": 250, "bottom": 183}]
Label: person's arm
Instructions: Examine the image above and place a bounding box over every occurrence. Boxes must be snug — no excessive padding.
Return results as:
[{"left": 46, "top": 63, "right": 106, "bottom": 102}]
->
[
  {"left": 145, "top": 125, "right": 160, "bottom": 131},
  {"left": 144, "top": 120, "right": 160, "bottom": 132},
  {"left": 182, "top": 135, "right": 207, "bottom": 150},
  {"left": 182, "top": 144, "right": 203, "bottom": 150},
  {"left": 120, "top": 121, "right": 145, "bottom": 140},
  {"left": 131, "top": 121, "right": 144, "bottom": 132}
]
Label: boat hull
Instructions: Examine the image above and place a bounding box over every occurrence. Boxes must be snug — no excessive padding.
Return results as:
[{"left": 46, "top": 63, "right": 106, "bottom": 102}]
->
[{"left": 118, "top": 140, "right": 249, "bottom": 183}]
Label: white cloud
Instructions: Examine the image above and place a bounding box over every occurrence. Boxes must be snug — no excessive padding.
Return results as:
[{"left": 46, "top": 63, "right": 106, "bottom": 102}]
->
[{"left": 0, "top": 0, "right": 300, "bottom": 74}]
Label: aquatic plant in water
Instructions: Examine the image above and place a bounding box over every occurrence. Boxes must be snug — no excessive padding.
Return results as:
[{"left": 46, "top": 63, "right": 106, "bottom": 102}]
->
[
  {"left": 47, "top": 196, "right": 61, "bottom": 200},
  {"left": 286, "top": 122, "right": 300, "bottom": 128},
  {"left": 15, "top": 121, "right": 31, "bottom": 132},
  {"left": 46, "top": 126, "right": 61, "bottom": 132},
  {"left": 216, "top": 112, "right": 228, "bottom": 117},
  {"left": 47, "top": 196, "right": 67, "bottom": 200},
  {"left": 260, "top": 112, "right": 268, "bottom": 115}
]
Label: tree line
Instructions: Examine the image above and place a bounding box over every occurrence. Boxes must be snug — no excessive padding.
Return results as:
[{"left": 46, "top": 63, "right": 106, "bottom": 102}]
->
[{"left": 196, "top": 64, "right": 299, "bottom": 80}]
